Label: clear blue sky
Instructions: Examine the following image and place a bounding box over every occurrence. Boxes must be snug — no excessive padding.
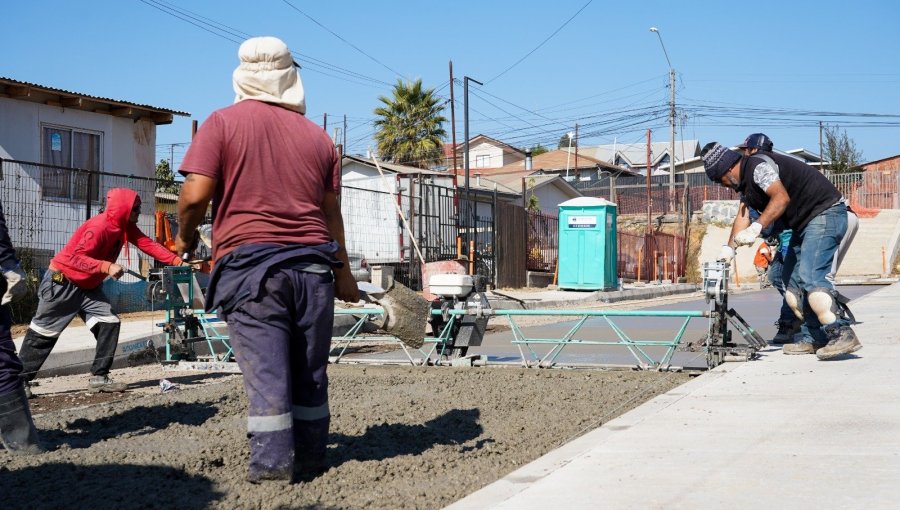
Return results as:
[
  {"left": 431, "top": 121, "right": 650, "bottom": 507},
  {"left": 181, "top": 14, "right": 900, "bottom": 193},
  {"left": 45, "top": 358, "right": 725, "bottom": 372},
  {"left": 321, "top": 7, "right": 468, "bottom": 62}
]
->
[{"left": 3, "top": 0, "right": 900, "bottom": 169}]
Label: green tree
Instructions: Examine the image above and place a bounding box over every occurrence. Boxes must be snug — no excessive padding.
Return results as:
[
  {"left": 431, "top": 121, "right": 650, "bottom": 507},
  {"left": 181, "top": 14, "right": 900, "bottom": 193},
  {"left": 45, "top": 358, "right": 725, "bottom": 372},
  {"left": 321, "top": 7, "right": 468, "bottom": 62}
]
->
[
  {"left": 557, "top": 133, "right": 577, "bottom": 149},
  {"left": 525, "top": 177, "right": 540, "bottom": 211},
  {"left": 374, "top": 79, "right": 447, "bottom": 169},
  {"left": 155, "top": 159, "right": 179, "bottom": 193},
  {"left": 824, "top": 125, "right": 864, "bottom": 174},
  {"left": 529, "top": 144, "right": 549, "bottom": 157}
]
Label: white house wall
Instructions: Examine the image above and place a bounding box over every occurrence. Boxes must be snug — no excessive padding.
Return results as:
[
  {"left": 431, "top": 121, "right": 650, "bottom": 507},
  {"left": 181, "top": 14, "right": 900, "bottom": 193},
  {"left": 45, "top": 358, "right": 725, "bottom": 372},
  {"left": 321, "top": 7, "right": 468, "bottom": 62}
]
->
[
  {"left": 0, "top": 97, "right": 158, "bottom": 278},
  {"left": 470, "top": 142, "right": 504, "bottom": 168},
  {"left": 533, "top": 184, "right": 571, "bottom": 216},
  {"left": 341, "top": 161, "right": 381, "bottom": 181},
  {"left": 340, "top": 175, "right": 400, "bottom": 264}
]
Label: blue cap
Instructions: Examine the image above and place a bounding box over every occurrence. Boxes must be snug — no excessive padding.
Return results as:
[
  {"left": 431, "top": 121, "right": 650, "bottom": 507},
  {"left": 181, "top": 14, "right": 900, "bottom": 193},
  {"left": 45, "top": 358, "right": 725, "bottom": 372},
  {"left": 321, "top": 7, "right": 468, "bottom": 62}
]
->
[{"left": 738, "top": 133, "right": 773, "bottom": 151}]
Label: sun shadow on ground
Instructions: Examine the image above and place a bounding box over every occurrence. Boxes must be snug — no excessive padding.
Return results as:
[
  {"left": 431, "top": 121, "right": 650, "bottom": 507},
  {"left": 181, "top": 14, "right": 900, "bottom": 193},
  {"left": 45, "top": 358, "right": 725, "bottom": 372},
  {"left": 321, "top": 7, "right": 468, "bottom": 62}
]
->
[
  {"left": 41, "top": 401, "right": 219, "bottom": 449},
  {"left": 326, "top": 408, "right": 487, "bottom": 468},
  {"left": 2, "top": 462, "right": 224, "bottom": 509}
]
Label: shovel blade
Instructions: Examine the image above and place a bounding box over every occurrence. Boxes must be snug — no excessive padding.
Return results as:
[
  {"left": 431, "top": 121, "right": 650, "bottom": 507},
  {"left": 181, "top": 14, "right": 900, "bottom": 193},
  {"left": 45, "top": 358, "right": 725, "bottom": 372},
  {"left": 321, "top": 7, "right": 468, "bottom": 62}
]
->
[{"left": 372, "top": 281, "right": 429, "bottom": 349}]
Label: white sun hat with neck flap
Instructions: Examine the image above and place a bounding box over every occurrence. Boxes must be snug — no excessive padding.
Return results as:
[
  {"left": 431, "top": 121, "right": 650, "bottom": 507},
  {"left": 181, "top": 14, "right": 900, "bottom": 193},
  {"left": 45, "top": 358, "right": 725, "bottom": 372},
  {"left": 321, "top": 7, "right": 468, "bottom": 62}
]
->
[{"left": 232, "top": 36, "right": 306, "bottom": 114}]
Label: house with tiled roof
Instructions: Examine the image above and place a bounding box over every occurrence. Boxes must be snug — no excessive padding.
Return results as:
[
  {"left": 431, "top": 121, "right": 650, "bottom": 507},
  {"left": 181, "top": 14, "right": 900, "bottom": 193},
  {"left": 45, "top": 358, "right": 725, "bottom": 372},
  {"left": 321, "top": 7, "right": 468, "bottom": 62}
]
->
[{"left": 448, "top": 134, "right": 527, "bottom": 170}]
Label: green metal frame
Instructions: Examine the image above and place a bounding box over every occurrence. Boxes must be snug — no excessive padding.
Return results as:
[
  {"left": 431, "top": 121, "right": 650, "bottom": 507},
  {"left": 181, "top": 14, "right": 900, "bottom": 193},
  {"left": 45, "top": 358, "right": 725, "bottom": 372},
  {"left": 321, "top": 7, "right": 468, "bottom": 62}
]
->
[
  {"left": 331, "top": 307, "right": 428, "bottom": 365},
  {"left": 163, "top": 266, "right": 233, "bottom": 363},
  {"left": 331, "top": 307, "right": 708, "bottom": 369}
]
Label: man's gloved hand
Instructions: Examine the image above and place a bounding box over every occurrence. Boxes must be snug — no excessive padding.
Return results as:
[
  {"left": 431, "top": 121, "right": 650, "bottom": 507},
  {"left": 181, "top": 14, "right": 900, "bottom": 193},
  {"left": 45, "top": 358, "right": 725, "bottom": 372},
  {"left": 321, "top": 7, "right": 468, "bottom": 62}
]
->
[
  {"left": 717, "top": 245, "right": 735, "bottom": 262},
  {"left": 734, "top": 222, "right": 763, "bottom": 247},
  {"left": 2, "top": 265, "right": 27, "bottom": 305}
]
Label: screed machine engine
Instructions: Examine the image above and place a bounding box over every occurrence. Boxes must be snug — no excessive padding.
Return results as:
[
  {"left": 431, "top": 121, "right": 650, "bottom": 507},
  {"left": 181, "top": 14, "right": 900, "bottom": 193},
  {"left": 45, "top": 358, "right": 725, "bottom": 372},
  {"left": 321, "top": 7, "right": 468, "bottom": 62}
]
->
[{"left": 698, "top": 261, "right": 768, "bottom": 366}]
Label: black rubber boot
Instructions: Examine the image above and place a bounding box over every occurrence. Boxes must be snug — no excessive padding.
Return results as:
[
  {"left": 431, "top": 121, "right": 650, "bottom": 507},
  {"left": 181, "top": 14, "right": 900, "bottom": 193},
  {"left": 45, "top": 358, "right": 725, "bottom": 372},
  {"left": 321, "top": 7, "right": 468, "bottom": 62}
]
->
[{"left": 0, "top": 385, "right": 46, "bottom": 455}]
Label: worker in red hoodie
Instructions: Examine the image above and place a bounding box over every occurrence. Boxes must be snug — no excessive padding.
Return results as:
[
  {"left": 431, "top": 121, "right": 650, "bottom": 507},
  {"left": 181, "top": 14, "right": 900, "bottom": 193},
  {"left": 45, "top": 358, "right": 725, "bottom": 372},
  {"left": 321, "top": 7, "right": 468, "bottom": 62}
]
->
[{"left": 18, "top": 188, "right": 188, "bottom": 395}]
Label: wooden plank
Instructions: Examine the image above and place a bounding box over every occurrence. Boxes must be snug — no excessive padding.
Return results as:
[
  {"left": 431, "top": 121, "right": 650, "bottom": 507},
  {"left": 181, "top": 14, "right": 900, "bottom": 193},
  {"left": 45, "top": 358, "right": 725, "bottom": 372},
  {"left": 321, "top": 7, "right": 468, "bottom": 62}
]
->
[
  {"left": 61, "top": 97, "right": 83, "bottom": 108},
  {"left": 110, "top": 107, "right": 133, "bottom": 117}
]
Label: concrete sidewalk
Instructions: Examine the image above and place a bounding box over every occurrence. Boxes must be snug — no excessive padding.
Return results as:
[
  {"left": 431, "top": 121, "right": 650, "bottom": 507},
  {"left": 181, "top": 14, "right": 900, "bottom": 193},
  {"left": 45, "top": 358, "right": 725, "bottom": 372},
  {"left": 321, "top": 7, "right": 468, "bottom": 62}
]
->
[
  {"left": 447, "top": 282, "right": 900, "bottom": 510},
  {"left": 13, "top": 319, "right": 167, "bottom": 378},
  {"left": 13, "top": 282, "right": 700, "bottom": 379}
]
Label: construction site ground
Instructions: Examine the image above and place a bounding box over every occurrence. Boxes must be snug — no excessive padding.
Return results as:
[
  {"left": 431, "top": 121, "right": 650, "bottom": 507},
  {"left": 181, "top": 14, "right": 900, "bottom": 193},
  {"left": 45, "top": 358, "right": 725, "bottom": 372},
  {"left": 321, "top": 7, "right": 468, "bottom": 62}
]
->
[
  {"left": 4, "top": 282, "right": 896, "bottom": 509},
  {"left": 4, "top": 362, "right": 688, "bottom": 509}
]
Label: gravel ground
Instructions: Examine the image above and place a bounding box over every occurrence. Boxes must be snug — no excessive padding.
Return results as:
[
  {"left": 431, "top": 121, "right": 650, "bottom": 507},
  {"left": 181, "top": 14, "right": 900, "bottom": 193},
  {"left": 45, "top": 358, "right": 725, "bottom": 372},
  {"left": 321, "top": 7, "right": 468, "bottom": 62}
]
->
[{"left": 3, "top": 363, "right": 691, "bottom": 509}]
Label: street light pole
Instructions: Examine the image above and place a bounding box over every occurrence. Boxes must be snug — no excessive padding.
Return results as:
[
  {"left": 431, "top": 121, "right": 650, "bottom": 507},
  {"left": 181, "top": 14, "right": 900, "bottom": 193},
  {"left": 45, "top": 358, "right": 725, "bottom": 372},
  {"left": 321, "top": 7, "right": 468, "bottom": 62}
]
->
[{"left": 650, "top": 27, "right": 676, "bottom": 214}]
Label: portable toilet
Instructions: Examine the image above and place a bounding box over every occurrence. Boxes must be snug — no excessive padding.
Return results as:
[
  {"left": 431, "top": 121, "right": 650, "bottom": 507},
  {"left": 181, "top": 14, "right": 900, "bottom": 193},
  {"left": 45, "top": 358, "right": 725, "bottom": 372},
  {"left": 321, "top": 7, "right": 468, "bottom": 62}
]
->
[{"left": 557, "top": 197, "right": 617, "bottom": 290}]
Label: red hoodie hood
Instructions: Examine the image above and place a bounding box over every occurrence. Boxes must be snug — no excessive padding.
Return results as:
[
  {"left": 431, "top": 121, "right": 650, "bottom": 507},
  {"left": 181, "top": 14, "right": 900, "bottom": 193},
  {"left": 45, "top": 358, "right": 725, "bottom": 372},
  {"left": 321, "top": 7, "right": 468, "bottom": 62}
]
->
[
  {"left": 51, "top": 187, "right": 177, "bottom": 289},
  {"left": 104, "top": 188, "right": 139, "bottom": 231}
]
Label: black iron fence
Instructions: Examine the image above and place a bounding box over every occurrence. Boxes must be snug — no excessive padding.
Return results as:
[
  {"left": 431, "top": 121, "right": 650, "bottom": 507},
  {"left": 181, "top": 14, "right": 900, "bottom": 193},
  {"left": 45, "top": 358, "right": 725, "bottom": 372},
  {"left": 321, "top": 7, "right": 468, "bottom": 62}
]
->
[{"left": 526, "top": 210, "right": 558, "bottom": 272}]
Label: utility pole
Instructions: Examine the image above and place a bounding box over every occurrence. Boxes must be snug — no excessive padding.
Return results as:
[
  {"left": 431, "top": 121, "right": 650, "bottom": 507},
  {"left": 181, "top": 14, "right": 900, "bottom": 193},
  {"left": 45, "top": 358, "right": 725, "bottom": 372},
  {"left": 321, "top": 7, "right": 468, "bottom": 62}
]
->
[
  {"left": 343, "top": 114, "right": 347, "bottom": 155},
  {"left": 463, "top": 76, "right": 483, "bottom": 260},
  {"left": 819, "top": 121, "right": 825, "bottom": 173},
  {"left": 574, "top": 123, "right": 579, "bottom": 180},
  {"left": 646, "top": 129, "right": 652, "bottom": 235},
  {"left": 323, "top": 113, "right": 327, "bottom": 132},
  {"left": 449, "top": 61, "right": 458, "bottom": 172},
  {"left": 669, "top": 67, "right": 676, "bottom": 212}
]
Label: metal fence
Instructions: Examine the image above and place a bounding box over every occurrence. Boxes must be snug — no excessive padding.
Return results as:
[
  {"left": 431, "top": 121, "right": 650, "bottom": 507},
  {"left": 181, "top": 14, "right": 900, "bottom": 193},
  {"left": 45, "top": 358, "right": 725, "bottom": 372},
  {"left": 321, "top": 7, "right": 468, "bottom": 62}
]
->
[
  {"left": 572, "top": 171, "right": 739, "bottom": 216},
  {"left": 526, "top": 210, "right": 558, "bottom": 272},
  {"left": 0, "top": 159, "right": 174, "bottom": 323},
  {"left": 341, "top": 177, "right": 494, "bottom": 290},
  {"left": 617, "top": 231, "right": 685, "bottom": 282},
  {"left": 826, "top": 170, "right": 900, "bottom": 211}
]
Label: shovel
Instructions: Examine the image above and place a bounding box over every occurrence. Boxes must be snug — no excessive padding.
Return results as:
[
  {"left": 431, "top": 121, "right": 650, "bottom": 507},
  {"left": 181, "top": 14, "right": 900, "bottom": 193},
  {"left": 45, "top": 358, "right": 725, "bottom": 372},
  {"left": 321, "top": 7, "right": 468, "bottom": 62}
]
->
[{"left": 355, "top": 280, "right": 429, "bottom": 349}]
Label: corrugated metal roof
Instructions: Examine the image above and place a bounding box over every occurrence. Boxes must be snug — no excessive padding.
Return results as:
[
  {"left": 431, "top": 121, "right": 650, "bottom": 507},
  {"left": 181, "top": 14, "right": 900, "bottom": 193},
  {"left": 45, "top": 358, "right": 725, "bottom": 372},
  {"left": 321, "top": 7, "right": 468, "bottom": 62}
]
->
[
  {"left": 342, "top": 154, "right": 446, "bottom": 175},
  {"left": 576, "top": 140, "right": 701, "bottom": 167},
  {"left": 0, "top": 76, "right": 190, "bottom": 120}
]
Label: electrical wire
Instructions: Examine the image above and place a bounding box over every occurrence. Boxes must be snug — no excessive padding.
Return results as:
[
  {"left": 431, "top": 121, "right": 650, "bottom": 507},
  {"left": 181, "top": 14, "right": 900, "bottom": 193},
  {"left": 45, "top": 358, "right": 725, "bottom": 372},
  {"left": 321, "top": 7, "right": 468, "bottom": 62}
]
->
[
  {"left": 280, "top": 0, "right": 404, "bottom": 79},
  {"left": 486, "top": 0, "right": 594, "bottom": 84}
]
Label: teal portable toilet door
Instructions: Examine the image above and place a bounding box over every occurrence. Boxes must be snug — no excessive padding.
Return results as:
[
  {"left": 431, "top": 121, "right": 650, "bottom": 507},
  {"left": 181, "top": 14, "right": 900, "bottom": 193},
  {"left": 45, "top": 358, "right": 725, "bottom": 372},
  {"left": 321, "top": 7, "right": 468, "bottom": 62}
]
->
[{"left": 557, "top": 197, "right": 616, "bottom": 290}]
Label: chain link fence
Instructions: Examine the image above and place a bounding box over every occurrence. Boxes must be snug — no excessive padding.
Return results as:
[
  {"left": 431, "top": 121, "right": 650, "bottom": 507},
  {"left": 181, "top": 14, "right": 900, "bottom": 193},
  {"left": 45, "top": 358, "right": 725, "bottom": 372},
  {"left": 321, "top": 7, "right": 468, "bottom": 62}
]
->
[{"left": 1, "top": 159, "right": 170, "bottom": 323}]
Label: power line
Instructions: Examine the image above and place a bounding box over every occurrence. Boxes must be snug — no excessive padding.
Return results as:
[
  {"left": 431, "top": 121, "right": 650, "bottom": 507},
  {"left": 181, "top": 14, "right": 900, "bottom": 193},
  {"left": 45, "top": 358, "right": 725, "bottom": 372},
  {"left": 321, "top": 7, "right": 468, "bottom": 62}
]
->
[
  {"left": 486, "top": 0, "right": 594, "bottom": 84},
  {"left": 280, "top": 0, "right": 404, "bottom": 79},
  {"left": 138, "top": 0, "right": 394, "bottom": 88}
]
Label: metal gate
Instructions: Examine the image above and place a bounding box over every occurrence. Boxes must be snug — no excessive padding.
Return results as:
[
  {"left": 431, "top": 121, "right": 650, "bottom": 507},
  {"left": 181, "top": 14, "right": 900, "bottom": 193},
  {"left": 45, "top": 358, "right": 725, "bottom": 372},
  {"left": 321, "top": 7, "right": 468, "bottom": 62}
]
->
[{"left": 496, "top": 201, "right": 527, "bottom": 288}]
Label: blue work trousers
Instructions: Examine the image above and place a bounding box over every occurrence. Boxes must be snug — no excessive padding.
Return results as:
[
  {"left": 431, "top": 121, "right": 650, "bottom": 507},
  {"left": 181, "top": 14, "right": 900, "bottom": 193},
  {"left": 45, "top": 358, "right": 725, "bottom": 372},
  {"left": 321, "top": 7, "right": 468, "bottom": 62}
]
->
[
  {"left": 767, "top": 254, "right": 795, "bottom": 325},
  {"left": 226, "top": 266, "right": 335, "bottom": 479},
  {"left": 782, "top": 202, "right": 849, "bottom": 343}
]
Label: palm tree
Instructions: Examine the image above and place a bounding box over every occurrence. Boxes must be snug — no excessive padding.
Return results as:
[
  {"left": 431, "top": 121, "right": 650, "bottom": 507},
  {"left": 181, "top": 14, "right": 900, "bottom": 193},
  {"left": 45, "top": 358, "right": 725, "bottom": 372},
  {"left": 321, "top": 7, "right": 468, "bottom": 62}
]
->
[{"left": 373, "top": 79, "right": 447, "bottom": 169}]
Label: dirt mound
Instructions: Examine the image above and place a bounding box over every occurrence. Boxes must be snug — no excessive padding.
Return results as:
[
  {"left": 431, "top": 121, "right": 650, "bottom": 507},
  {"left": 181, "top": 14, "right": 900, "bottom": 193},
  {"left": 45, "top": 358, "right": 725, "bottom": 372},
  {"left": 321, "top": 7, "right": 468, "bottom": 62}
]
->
[{"left": 5, "top": 364, "right": 690, "bottom": 509}]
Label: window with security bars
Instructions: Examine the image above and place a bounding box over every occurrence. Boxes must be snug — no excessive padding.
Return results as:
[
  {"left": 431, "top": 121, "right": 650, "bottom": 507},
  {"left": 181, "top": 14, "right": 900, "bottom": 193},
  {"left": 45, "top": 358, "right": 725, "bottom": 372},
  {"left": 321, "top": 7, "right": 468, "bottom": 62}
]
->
[{"left": 40, "top": 125, "right": 101, "bottom": 202}]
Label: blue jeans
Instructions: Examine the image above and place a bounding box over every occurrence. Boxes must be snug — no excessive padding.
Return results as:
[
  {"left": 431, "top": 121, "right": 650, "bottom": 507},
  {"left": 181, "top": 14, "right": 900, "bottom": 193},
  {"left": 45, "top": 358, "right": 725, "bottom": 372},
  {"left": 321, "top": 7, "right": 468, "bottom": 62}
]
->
[
  {"left": 782, "top": 202, "right": 849, "bottom": 344},
  {"left": 767, "top": 254, "right": 795, "bottom": 325}
]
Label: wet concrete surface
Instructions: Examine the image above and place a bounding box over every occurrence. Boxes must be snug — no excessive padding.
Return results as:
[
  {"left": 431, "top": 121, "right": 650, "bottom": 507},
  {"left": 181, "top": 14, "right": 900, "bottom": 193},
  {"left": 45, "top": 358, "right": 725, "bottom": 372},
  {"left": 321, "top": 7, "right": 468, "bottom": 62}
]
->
[{"left": 471, "top": 285, "right": 879, "bottom": 370}]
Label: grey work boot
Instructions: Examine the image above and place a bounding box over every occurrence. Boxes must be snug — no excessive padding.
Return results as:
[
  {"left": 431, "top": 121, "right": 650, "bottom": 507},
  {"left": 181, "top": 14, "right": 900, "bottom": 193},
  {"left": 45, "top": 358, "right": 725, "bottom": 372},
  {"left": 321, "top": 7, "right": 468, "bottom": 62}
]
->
[
  {"left": 87, "top": 375, "right": 128, "bottom": 393},
  {"left": 0, "top": 385, "right": 46, "bottom": 455},
  {"left": 782, "top": 342, "right": 822, "bottom": 355},
  {"left": 816, "top": 325, "right": 862, "bottom": 360},
  {"left": 772, "top": 322, "right": 793, "bottom": 344}
]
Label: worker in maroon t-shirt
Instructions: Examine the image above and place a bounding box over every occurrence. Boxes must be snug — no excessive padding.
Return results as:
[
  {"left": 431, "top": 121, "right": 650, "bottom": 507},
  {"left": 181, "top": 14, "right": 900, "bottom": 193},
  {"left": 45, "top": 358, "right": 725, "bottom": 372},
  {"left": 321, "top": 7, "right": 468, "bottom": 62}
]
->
[{"left": 176, "top": 36, "right": 358, "bottom": 484}]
